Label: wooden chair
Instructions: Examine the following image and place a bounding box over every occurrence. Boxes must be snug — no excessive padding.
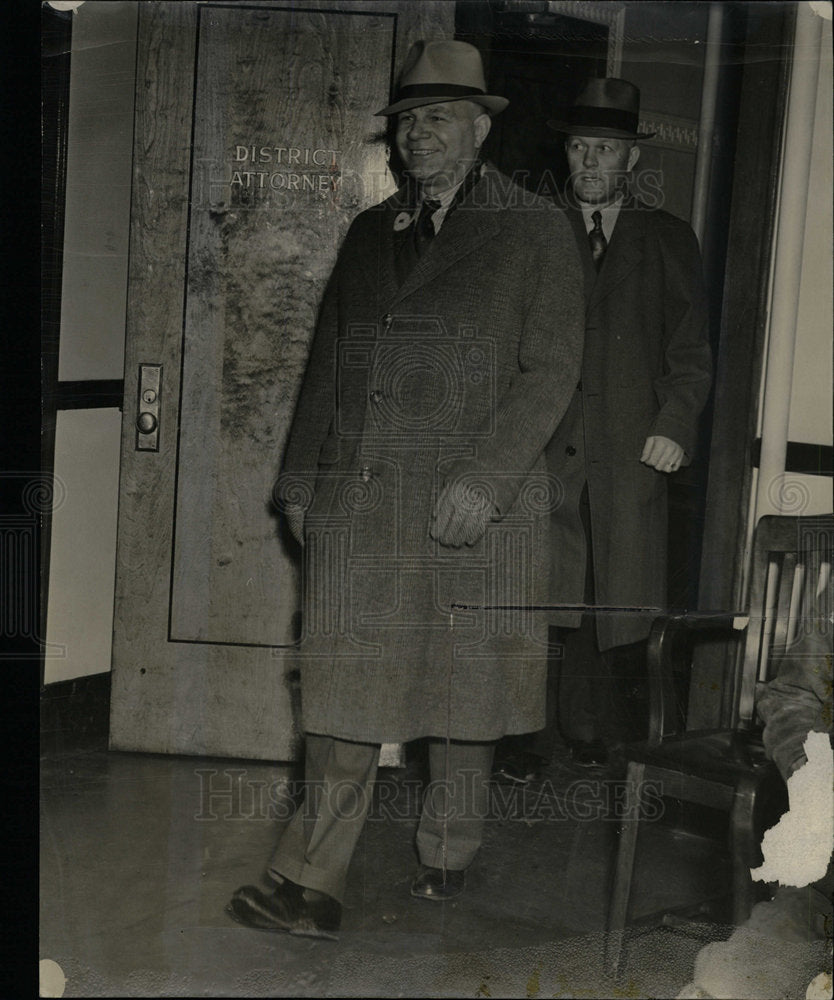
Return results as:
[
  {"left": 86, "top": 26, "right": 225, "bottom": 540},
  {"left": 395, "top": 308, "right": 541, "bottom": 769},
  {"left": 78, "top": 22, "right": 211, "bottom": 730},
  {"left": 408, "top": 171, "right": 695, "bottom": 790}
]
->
[{"left": 605, "top": 513, "right": 833, "bottom": 976}]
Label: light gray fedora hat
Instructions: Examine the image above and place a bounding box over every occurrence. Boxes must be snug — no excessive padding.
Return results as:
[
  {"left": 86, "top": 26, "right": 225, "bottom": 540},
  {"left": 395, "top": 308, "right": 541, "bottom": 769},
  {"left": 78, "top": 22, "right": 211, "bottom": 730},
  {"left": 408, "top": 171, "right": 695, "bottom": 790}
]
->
[{"left": 375, "top": 40, "right": 508, "bottom": 117}]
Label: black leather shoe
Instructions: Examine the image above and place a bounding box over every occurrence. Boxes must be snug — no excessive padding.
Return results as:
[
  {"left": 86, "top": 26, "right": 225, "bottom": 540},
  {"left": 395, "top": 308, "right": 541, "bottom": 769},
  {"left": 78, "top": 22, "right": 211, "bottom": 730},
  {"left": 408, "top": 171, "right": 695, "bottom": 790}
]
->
[
  {"left": 570, "top": 739, "right": 608, "bottom": 767},
  {"left": 492, "top": 750, "right": 547, "bottom": 785},
  {"left": 410, "top": 865, "right": 465, "bottom": 901},
  {"left": 227, "top": 881, "right": 341, "bottom": 939}
]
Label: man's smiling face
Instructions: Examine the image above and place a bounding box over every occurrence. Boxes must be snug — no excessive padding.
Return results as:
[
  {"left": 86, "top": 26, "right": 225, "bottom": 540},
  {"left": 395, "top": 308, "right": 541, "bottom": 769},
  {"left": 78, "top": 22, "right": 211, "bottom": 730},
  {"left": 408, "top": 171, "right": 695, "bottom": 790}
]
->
[{"left": 395, "top": 100, "right": 491, "bottom": 196}]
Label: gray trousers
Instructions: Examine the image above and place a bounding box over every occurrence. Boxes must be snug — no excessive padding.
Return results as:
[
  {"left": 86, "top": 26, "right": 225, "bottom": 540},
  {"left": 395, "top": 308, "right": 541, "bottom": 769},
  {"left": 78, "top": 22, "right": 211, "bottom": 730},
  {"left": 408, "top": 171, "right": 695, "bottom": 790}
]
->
[{"left": 269, "top": 733, "right": 494, "bottom": 902}]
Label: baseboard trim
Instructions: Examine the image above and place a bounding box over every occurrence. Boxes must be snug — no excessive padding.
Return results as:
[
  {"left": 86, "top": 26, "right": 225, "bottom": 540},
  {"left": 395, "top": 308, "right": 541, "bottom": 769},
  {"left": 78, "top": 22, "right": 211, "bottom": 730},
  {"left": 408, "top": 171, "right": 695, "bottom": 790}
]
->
[{"left": 40, "top": 671, "right": 111, "bottom": 754}]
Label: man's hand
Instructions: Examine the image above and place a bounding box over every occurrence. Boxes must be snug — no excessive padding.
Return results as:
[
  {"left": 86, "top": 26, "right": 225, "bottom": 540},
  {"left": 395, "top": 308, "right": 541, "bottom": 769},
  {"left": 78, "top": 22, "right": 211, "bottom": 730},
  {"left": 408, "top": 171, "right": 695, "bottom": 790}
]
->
[
  {"left": 430, "top": 480, "right": 497, "bottom": 548},
  {"left": 640, "top": 435, "right": 684, "bottom": 473},
  {"left": 283, "top": 503, "right": 306, "bottom": 546}
]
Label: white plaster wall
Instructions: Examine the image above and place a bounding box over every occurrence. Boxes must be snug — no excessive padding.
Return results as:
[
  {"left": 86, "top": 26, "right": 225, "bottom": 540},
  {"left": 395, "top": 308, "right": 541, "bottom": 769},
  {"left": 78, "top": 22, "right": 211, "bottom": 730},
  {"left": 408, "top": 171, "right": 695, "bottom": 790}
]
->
[
  {"left": 44, "top": 409, "right": 122, "bottom": 683},
  {"left": 44, "top": 1, "right": 137, "bottom": 683},
  {"left": 58, "top": 1, "right": 137, "bottom": 381},
  {"left": 751, "top": 10, "right": 833, "bottom": 526},
  {"left": 788, "top": 16, "right": 833, "bottom": 452}
]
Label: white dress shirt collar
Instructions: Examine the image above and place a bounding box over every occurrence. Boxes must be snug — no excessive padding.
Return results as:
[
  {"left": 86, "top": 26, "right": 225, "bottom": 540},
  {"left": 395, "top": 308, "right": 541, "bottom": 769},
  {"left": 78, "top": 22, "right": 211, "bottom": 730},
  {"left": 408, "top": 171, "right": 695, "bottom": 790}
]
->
[
  {"left": 580, "top": 195, "right": 625, "bottom": 244},
  {"left": 418, "top": 177, "right": 466, "bottom": 234}
]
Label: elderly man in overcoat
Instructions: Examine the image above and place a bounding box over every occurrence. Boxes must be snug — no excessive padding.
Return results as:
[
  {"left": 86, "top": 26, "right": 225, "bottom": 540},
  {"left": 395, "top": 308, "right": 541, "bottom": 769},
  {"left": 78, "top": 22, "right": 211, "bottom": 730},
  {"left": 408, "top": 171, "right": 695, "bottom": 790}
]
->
[
  {"left": 496, "top": 78, "right": 712, "bottom": 781},
  {"left": 551, "top": 78, "right": 712, "bottom": 764},
  {"left": 228, "top": 40, "right": 584, "bottom": 938}
]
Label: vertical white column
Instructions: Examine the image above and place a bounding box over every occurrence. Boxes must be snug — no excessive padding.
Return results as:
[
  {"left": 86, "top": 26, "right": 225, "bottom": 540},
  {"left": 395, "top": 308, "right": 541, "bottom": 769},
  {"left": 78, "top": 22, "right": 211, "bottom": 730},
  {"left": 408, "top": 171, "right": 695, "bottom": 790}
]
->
[{"left": 755, "top": 2, "right": 824, "bottom": 517}]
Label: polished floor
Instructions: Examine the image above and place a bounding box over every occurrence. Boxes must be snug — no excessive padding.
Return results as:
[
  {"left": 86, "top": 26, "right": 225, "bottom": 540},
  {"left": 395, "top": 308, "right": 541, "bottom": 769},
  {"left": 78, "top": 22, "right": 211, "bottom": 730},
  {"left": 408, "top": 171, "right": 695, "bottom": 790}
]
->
[{"left": 40, "top": 732, "right": 735, "bottom": 998}]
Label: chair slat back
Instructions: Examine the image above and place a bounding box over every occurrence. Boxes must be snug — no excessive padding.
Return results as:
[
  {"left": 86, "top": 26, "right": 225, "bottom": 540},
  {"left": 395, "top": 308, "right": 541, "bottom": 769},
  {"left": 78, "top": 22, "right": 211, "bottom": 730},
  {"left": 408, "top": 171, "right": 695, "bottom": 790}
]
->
[{"left": 736, "top": 514, "right": 834, "bottom": 727}]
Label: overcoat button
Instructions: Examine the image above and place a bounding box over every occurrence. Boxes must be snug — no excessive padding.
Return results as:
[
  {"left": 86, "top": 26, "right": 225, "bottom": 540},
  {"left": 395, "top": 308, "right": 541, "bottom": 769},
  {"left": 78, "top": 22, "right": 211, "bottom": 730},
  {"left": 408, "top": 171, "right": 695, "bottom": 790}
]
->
[
  {"left": 359, "top": 465, "right": 373, "bottom": 482},
  {"left": 577, "top": 380, "right": 583, "bottom": 391},
  {"left": 370, "top": 390, "right": 383, "bottom": 404},
  {"left": 382, "top": 313, "right": 393, "bottom": 327},
  {"left": 565, "top": 445, "right": 577, "bottom": 457}
]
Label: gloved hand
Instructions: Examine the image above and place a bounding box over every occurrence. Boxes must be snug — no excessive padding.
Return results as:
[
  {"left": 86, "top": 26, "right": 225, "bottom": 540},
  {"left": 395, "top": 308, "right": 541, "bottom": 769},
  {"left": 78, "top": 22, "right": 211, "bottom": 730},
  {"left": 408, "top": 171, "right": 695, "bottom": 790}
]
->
[{"left": 430, "top": 479, "right": 497, "bottom": 548}]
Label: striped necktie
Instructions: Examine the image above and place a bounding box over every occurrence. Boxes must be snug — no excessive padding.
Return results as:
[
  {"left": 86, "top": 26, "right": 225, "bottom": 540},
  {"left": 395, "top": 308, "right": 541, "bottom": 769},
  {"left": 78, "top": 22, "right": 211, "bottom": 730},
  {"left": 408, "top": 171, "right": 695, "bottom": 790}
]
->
[
  {"left": 588, "top": 210, "right": 608, "bottom": 270},
  {"left": 414, "top": 198, "right": 442, "bottom": 256}
]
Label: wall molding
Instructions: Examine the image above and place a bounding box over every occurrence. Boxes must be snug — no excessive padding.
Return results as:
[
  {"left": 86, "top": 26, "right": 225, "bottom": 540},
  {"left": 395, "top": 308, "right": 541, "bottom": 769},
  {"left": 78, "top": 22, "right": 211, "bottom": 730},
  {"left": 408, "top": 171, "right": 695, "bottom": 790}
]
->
[
  {"left": 546, "top": 1, "right": 625, "bottom": 75},
  {"left": 51, "top": 379, "right": 125, "bottom": 410},
  {"left": 751, "top": 438, "right": 834, "bottom": 478},
  {"left": 40, "top": 670, "right": 111, "bottom": 755},
  {"left": 640, "top": 111, "right": 700, "bottom": 152}
]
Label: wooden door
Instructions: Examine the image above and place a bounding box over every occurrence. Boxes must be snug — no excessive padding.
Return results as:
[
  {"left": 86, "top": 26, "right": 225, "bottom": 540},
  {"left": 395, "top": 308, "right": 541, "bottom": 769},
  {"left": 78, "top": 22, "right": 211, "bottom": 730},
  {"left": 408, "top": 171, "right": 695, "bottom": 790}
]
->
[{"left": 110, "top": 1, "right": 451, "bottom": 759}]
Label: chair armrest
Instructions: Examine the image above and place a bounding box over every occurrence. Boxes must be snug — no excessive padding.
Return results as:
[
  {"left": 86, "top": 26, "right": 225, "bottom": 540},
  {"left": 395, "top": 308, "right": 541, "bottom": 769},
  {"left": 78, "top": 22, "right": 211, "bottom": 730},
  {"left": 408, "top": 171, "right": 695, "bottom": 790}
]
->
[
  {"left": 651, "top": 611, "right": 746, "bottom": 635},
  {"left": 646, "top": 612, "right": 747, "bottom": 744}
]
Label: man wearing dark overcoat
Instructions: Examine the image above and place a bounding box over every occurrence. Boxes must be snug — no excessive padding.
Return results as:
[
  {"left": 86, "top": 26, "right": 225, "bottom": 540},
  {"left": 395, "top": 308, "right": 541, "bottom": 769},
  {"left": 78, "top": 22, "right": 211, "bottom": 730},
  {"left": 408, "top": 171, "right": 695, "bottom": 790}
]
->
[
  {"left": 496, "top": 78, "right": 712, "bottom": 780},
  {"left": 228, "top": 40, "right": 584, "bottom": 938}
]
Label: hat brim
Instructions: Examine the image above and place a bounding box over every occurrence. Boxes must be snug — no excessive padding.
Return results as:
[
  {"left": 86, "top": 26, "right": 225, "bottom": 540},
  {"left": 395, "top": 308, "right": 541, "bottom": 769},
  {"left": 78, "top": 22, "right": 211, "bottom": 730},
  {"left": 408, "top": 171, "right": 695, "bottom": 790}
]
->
[
  {"left": 376, "top": 94, "right": 508, "bottom": 117},
  {"left": 547, "top": 119, "right": 655, "bottom": 140}
]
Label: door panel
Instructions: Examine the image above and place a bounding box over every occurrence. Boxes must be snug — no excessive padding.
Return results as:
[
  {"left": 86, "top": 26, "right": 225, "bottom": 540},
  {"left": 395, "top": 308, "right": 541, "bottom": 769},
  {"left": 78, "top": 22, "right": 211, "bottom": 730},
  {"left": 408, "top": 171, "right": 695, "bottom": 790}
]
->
[
  {"left": 110, "top": 1, "right": 452, "bottom": 759},
  {"left": 171, "top": 7, "right": 394, "bottom": 646}
]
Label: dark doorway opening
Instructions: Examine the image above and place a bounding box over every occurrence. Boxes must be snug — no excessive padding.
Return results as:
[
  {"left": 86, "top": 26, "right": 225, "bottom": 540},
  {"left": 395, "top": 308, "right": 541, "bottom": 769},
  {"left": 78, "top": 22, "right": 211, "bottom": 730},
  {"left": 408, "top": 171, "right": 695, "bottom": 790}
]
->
[
  {"left": 455, "top": 2, "right": 794, "bottom": 728},
  {"left": 456, "top": 4, "right": 607, "bottom": 195}
]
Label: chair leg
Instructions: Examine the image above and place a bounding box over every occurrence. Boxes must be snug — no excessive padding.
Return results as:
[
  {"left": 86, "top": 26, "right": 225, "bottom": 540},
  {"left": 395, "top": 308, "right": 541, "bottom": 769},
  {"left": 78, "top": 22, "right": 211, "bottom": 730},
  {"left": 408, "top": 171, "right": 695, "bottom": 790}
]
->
[
  {"left": 729, "top": 773, "right": 758, "bottom": 925},
  {"left": 606, "top": 760, "right": 646, "bottom": 977}
]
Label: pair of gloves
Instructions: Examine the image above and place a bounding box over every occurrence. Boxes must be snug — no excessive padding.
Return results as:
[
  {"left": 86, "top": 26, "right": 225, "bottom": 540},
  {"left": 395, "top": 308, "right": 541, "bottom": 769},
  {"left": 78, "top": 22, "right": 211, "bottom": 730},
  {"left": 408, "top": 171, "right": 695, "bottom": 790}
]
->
[{"left": 283, "top": 478, "right": 497, "bottom": 549}]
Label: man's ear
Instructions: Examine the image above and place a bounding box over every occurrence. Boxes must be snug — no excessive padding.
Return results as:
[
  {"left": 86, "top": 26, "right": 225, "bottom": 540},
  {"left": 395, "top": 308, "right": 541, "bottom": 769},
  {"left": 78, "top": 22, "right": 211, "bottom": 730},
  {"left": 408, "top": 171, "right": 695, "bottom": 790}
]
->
[
  {"left": 474, "top": 113, "right": 492, "bottom": 150},
  {"left": 627, "top": 143, "right": 641, "bottom": 171}
]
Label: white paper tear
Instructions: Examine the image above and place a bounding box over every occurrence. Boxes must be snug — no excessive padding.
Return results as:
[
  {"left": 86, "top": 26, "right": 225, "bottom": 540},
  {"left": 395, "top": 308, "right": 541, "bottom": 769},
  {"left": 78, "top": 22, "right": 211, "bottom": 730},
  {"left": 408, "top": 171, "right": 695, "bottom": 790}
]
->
[
  {"left": 808, "top": 2, "right": 833, "bottom": 22},
  {"left": 751, "top": 731, "right": 834, "bottom": 887},
  {"left": 39, "top": 959, "right": 67, "bottom": 998},
  {"left": 806, "top": 972, "right": 833, "bottom": 1000}
]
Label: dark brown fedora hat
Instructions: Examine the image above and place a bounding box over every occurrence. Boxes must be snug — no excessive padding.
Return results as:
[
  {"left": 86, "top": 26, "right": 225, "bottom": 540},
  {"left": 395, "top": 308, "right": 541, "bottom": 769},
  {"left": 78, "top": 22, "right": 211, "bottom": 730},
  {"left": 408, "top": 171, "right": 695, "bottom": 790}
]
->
[
  {"left": 375, "top": 40, "right": 508, "bottom": 117},
  {"left": 548, "top": 78, "right": 655, "bottom": 140}
]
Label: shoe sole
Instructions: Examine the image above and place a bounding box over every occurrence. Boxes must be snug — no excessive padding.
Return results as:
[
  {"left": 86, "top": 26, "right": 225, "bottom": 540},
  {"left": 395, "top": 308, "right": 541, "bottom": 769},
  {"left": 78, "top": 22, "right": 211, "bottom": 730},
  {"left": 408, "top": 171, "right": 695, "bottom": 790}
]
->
[
  {"left": 410, "top": 879, "right": 465, "bottom": 902},
  {"left": 225, "top": 899, "right": 339, "bottom": 941},
  {"left": 410, "top": 889, "right": 464, "bottom": 901},
  {"left": 226, "top": 899, "right": 292, "bottom": 933},
  {"left": 287, "top": 917, "right": 340, "bottom": 941}
]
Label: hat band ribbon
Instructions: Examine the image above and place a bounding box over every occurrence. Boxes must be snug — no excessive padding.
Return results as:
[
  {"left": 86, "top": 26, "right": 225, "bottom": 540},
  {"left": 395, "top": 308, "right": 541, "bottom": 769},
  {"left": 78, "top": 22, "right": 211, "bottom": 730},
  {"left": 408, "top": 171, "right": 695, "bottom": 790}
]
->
[
  {"left": 395, "top": 83, "right": 487, "bottom": 102},
  {"left": 564, "top": 105, "right": 640, "bottom": 132}
]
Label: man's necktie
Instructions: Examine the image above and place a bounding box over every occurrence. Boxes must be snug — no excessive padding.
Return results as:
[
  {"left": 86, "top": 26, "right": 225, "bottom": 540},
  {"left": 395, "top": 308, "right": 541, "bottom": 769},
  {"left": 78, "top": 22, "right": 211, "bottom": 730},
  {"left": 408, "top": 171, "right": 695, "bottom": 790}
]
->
[
  {"left": 414, "top": 198, "right": 441, "bottom": 256},
  {"left": 588, "top": 210, "right": 608, "bottom": 270}
]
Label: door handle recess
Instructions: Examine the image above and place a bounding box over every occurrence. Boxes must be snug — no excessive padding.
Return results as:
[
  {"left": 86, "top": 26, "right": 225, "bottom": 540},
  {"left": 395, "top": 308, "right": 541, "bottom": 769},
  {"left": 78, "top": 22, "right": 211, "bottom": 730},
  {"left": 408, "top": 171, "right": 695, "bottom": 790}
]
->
[{"left": 136, "top": 364, "right": 162, "bottom": 451}]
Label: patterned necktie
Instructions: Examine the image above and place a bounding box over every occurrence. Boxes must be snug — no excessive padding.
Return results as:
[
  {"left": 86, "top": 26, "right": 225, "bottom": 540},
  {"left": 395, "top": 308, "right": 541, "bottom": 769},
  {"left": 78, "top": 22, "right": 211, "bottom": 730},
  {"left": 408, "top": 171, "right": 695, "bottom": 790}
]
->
[
  {"left": 414, "top": 198, "right": 442, "bottom": 256},
  {"left": 588, "top": 210, "right": 608, "bottom": 270}
]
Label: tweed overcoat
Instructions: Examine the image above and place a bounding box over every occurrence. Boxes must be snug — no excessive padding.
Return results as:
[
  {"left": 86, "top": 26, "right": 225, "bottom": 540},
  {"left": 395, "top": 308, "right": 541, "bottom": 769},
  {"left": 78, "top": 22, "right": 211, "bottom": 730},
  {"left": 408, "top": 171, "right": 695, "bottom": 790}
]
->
[
  {"left": 278, "top": 166, "right": 584, "bottom": 743},
  {"left": 545, "top": 199, "right": 712, "bottom": 651}
]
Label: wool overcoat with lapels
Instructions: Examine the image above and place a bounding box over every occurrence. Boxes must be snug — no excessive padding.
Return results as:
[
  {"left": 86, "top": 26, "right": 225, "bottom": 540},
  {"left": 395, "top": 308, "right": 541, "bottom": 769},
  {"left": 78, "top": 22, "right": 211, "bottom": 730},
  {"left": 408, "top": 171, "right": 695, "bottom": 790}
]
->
[
  {"left": 277, "top": 164, "right": 584, "bottom": 743},
  {"left": 545, "top": 198, "right": 712, "bottom": 652}
]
